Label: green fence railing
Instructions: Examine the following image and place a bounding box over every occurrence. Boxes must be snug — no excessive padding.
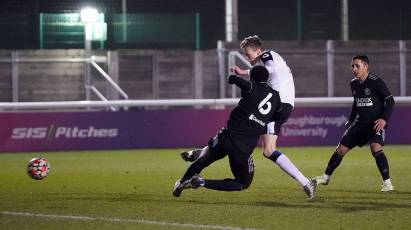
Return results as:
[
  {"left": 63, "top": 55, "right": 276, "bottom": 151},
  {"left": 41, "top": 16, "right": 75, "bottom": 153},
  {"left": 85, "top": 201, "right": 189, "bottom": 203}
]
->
[
  {"left": 111, "top": 13, "right": 200, "bottom": 49},
  {"left": 39, "top": 13, "right": 200, "bottom": 49},
  {"left": 39, "top": 13, "right": 105, "bottom": 49}
]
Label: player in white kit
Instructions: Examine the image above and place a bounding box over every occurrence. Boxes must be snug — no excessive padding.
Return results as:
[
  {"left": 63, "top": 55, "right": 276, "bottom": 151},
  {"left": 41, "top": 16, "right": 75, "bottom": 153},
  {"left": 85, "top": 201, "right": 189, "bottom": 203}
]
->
[
  {"left": 182, "top": 35, "right": 316, "bottom": 198},
  {"left": 230, "top": 35, "right": 314, "bottom": 193}
]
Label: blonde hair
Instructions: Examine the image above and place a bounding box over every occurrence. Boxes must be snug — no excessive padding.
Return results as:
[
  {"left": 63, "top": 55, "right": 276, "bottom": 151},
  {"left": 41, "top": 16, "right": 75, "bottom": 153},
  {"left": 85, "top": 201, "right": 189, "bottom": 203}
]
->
[{"left": 240, "top": 35, "right": 263, "bottom": 50}]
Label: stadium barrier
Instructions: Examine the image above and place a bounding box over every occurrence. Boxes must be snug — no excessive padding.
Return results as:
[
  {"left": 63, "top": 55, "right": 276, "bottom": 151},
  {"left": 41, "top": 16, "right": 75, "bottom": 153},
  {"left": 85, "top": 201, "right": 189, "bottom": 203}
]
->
[
  {"left": 0, "top": 97, "right": 410, "bottom": 152},
  {"left": 1, "top": 97, "right": 411, "bottom": 109}
]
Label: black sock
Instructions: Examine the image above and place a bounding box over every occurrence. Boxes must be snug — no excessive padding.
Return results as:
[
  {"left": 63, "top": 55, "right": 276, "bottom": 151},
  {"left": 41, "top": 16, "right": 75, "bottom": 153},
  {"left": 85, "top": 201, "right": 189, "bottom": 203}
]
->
[
  {"left": 268, "top": 150, "right": 282, "bottom": 163},
  {"left": 204, "top": 179, "right": 243, "bottom": 191},
  {"left": 181, "top": 163, "right": 202, "bottom": 182},
  {"left": 373, "top": 150, "right": 390, "bottom": 180},
  {"left": 325, "top": 152, "right": 344, "bottom": 175}
]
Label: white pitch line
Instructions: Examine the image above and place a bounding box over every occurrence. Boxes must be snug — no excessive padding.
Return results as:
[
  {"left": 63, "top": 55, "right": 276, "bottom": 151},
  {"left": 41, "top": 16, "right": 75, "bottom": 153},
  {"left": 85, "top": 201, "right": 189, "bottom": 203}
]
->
[{"left": 0, "top": 211, "right": 262, "bottom": 230}]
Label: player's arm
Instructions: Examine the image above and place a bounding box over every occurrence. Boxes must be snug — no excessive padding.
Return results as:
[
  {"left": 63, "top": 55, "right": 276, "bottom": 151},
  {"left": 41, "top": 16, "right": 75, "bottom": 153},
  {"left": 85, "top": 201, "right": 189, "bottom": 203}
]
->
[
  {"left": 374, "top": 78, "right": 395, "bottom": 132},
  {"left": 231, "top": 51, "right": 273, "bottom": 76},
  {"left": 376, "top": 79, "right": 395, "bottom": 121},
  {"left": 346, "top": 100, "right": 357, "bottom": 127},
  {"left": 260, "top": 51, "right": 277, "bottom": 77},
  {"left": 228, "top": 74, "right": 252, "bottom": 93},
  {"left": 347, "top": 83, "right": 358, "bottom": 127},
  {"left": 230, "top": 66, "right": 249, "bottom": 76}
]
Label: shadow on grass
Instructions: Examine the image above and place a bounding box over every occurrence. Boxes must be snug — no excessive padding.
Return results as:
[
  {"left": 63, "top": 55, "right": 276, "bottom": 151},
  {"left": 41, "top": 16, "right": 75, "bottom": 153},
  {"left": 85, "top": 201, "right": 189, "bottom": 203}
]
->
[
  {"left": 38, "top": 190, "right": 411, "bottom": 214},
  {"left": 317, "top": 187, "right": 411, "bottom": 195},
  {"left": 254, "top": 200, "right": 411, "bottom": 212}
]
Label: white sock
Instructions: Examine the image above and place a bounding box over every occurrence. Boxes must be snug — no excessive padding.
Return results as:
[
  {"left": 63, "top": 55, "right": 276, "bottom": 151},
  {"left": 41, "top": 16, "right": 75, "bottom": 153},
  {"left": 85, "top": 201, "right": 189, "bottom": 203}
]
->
[
  {"left": 383, "top": 178, "right": 391, "bottom": 184},
  {"left": 323, "top": 174, "right": 331, "bottom": 180},
  {"left": 275, "top": 154, "right": 309, "bottom": 186}
]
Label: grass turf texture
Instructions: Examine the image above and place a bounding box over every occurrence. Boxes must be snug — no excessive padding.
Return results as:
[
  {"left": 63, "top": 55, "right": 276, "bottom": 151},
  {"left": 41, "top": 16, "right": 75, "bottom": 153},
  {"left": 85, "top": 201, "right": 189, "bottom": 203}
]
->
[{"left": 1, "top": 146, "right": 410, "bottom": 230}]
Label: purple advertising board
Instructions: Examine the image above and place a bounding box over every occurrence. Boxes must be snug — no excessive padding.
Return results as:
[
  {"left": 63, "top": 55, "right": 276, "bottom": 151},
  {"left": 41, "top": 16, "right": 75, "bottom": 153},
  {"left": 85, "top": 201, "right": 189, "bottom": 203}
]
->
[{"left": 0, "top": 106, "right": 410, "bottom": 152}]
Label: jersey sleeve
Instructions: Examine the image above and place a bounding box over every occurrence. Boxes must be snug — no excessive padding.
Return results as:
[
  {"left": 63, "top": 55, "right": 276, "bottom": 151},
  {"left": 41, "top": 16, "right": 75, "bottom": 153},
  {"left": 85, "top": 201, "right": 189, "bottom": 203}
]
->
[
  {"left": 260, "top": 51, "right": 274, "bottom": 64},
  {"left": 260, "top": 51, "right": 279, "bottom": 81},
  {"left": 375, "top": 78, "right": 395, "bottom": 121},
  {"left": 260, "top": 51, "right": 276, "bottom": 75},
  {"left": 228, "top": 74, "right": 252, "bottom": 94}
]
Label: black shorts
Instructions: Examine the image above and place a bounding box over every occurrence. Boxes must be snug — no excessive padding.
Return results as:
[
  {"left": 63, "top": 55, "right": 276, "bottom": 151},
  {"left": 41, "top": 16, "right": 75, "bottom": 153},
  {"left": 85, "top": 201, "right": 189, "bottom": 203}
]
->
[
  {"left": 207, "top": 128, "right": 255, "bottom": 186},
  {"left": 340, "top": 123, "right": 386, "bottom": 149},
  {"left": 267, "top": 103, "right": 293, "bottom": 135}
]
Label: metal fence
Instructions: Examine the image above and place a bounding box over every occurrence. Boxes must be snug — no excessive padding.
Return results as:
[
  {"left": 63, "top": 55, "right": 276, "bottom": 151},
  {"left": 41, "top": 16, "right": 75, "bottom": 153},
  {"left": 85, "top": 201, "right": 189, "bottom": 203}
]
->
[
  {"left": 0, "top": 51, "right": 126, "bottom": 104},
  {"left": 0, "top": 40, "right": 409, "bottom": 105},
  {"left": 218, "top": 40, "right": 409, "bottom": 98}
]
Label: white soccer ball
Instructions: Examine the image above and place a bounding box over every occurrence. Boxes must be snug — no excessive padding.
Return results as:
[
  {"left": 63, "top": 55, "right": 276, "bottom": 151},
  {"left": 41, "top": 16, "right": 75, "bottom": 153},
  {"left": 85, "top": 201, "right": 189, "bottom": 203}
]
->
[{"left": 27, "top": 157, "right": 50, "bottom": 180}]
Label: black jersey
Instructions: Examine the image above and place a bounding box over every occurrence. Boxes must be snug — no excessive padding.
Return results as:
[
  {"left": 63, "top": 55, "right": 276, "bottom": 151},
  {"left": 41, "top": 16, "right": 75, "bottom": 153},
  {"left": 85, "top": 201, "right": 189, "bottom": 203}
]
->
[
  {"left": 349, "top": 73, "right": 395, "bottom": 125},
  {"left": 226, "top": 75, "right": 281, "bottom": 154}
]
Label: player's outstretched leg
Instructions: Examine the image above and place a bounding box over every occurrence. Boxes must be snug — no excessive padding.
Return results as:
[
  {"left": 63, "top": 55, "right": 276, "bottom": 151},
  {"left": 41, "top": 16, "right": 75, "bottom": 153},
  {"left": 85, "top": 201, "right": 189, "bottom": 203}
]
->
[
  {"left": 266, "top": 150, "right": 317, "bottom": 199},
  {"left": 175, "top": 174, "right": 247, "bottom": 196},
  {"left": 267, "top": 150, "right": 310, "bottom": 186},
  {"left": 262, "top": 133, "right": 317, "bottom": 199},
  {"left": 191, "top": 160, "right": 255, "bottom": 192},
  {"left": 180, "top": 148, "right": 203, "bottom": 162}
]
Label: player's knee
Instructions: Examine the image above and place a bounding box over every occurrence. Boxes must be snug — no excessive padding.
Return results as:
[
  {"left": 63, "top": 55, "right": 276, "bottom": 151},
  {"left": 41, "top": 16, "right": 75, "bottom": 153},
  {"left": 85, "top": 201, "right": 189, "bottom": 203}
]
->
[
  {"left": 336, "top": 145, "right": 349, "bottom": 156},
  {"left": 335, "top": 149, "right": 344, "bottom": 156},
  {"left": 262, "top": 148, "right": 274, "bottom": 158},
  {"left": 239, "top": 173, "right": 254, "bottom": 190},
  {"left": 241, "top": 178, "right": 253, "bottom": 190},
  {"left": 370, "top": 143, "right": 382, "bottom": 154}
]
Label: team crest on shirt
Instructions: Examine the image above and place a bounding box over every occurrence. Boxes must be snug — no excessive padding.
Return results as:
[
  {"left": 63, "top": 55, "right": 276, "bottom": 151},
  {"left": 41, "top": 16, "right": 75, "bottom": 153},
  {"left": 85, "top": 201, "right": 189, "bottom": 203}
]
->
[
  {"left": 262, "top": 53, "right": 269, "bottom": 59},
  {"left": 364, "top": 88, "right": 371, "bottom": 95}
]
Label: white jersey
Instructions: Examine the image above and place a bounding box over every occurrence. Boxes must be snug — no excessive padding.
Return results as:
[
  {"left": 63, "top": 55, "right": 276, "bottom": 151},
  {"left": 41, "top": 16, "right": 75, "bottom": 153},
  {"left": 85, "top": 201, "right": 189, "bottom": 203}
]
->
[{"left": 252, "top": 50, "right": 295, "bottom": 106}]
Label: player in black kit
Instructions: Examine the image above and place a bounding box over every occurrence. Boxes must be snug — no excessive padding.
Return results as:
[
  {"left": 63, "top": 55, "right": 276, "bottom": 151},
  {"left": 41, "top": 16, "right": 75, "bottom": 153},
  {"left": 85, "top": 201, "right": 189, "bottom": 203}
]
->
[
  {"left": 173, "top": 66, "right": 317, "bottom": 199},
  {"left": 314, "top": 55, "right": 395, "bottom": 192}
]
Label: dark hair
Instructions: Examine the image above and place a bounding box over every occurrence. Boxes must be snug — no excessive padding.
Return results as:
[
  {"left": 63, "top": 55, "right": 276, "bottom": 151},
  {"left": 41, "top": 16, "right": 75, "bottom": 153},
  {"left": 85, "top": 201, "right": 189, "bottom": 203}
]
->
[
  {"left": 240, "top": 35, "right": 263, "bottom": 50},
  {"left": 250, "top": 66, "right": 269, "bottom": 83},
  {"left": 352, "top": 55, "right": 370, "bottom": 65}
]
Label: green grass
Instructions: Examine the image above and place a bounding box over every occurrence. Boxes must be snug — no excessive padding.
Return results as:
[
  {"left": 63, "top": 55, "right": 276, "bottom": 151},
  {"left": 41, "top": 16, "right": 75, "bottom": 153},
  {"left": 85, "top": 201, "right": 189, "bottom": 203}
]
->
[{"left": 1, "top": 146, "right": 411, "bottom": 230}]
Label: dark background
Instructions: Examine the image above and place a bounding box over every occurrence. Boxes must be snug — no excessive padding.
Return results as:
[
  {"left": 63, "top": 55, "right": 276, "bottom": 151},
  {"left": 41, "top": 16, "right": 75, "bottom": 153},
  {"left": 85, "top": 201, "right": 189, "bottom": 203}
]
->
[{"left": 0, "top": 0, "right": 410, "bottom": 49}]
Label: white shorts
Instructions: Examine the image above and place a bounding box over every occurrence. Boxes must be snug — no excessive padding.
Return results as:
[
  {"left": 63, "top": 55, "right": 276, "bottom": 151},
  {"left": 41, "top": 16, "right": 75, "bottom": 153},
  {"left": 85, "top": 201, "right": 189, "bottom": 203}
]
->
[
  {"left": 266, "top": 121, "right": 276, "bottom": 135},
  {"left": 265, "top": 103, "right": 293, "bottom": 136}
]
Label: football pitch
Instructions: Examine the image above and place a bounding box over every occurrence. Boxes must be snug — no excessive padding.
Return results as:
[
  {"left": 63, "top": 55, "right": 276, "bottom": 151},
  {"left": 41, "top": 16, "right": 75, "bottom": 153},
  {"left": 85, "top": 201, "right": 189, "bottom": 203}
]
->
[{"left": 1, "top": 145, "right": 410, "bottom": 230}]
